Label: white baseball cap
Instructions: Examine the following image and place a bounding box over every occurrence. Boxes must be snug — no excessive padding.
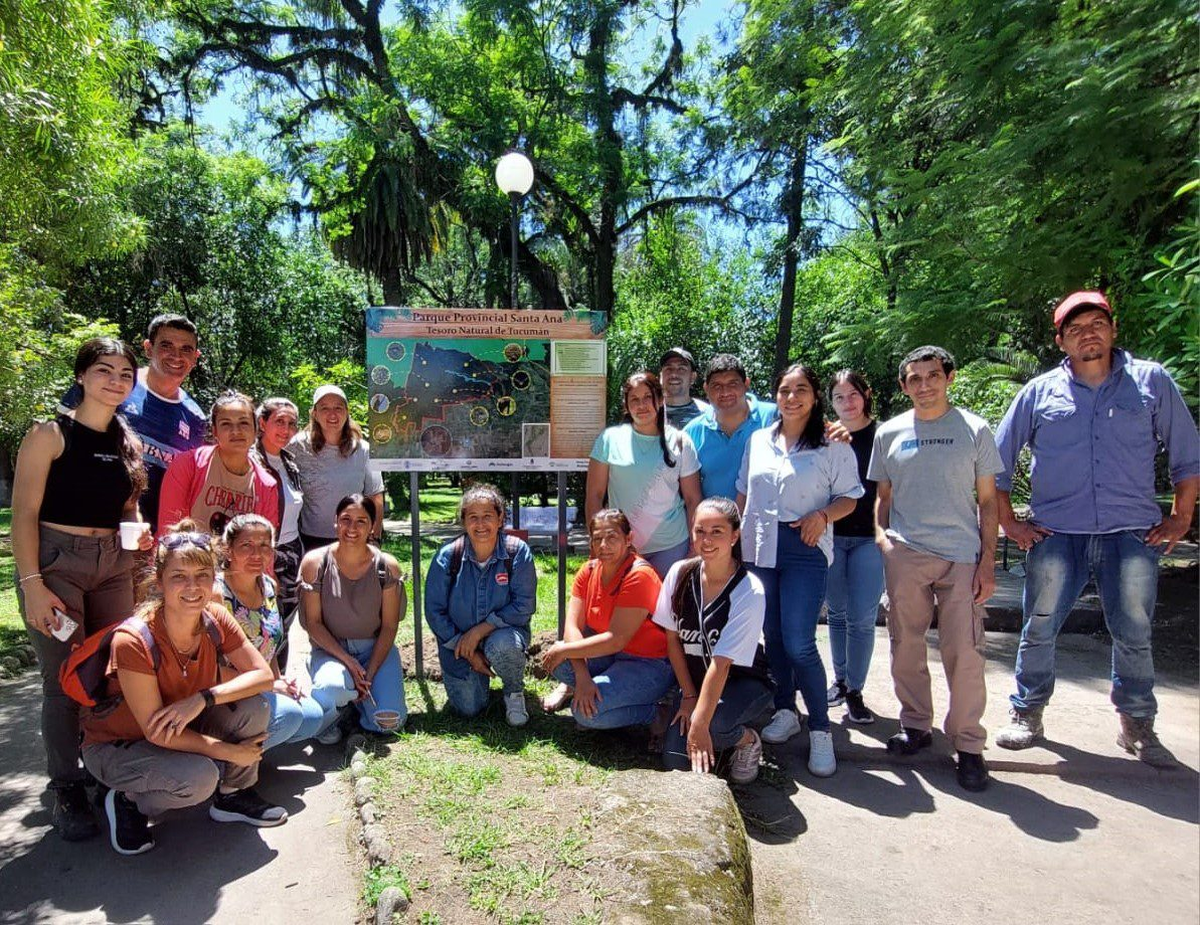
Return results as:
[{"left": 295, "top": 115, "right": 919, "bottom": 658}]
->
[{"left": 312, "top": 384, "right": 347, "bottom": 405}]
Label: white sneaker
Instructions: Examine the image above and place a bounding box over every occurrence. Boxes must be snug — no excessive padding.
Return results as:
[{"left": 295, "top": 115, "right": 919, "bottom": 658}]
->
[
  {"left": 315, "top": 722, "right": 343, "bottom": 745},
  {"left": 504, "top": 692, "right": 529, "bottom": 727},
  {"left": 729, "top": 729, "right": 763, "bottom": 784},
  {"left": 761, "top": 709, "right": 802, "bottom": 744},
  {"left": 807, "top": 730, "right": 837, "bottom": 777}
]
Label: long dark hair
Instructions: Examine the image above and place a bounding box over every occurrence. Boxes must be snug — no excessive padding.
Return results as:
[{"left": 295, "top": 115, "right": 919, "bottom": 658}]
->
[
  {"left": 621, "top": 371, "right": 676, "bottom": 468},
  {"left": 773, "top": 363, "right": 827, "bottom": 449},
  {"left": 74, "top": 337, "right": 147, "bottom": 500}
]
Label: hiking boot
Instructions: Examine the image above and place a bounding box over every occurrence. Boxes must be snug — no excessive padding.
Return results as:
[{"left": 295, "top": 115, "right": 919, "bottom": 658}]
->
[
  {"left": 209, "top": 788, "right": 288, "bottom": 827},
  {"left": 505, "top": 692, "right": 529, "bottom": 727},
  {"left": 886, "top": 727, "right": 933, "bottom": 756},
  {"left": 844, "top": 690, "right": 875, "bottom": 725},
  {"left": 761, "top": 708, "right": 803, "bottom": 744},
  {"left": 956, "top": 751, "right": 990, "bottom": 792},
  {"left": 729, "top": 729, "right": 763, "bottom": 784},
  {"left": 104, "top": 789, "right": 153, "bottom": 855},
  {"left": 1116, "top": 714, "right": 1178, "bottom": 769},
  {"left": 826, "top": 679, "right": 847, "bottom": 707},
  {"left": 807, "top": 730, "right": 837, "bottom": 777},
  {"left": 53, "top": 783, "right": 99, "bottom": 842},
  {"left": 995, "top": 707, "right": 1044, "bottom": 750}
]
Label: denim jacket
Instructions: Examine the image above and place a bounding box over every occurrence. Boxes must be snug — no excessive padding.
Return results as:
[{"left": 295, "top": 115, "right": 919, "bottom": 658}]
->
[{"left": 424, "top": 532, "right": 537, "bottom": 651}]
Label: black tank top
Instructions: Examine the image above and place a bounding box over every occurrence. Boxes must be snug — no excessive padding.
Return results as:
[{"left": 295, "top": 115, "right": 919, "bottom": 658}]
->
[{"left": 40, "top": 415, "right": 134, "bottom": 528}]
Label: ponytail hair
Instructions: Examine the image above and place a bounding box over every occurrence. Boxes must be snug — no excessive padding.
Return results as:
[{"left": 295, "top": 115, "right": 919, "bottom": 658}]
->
[{"left": 621, "top": 371, "right": 676, "bottom": 468}]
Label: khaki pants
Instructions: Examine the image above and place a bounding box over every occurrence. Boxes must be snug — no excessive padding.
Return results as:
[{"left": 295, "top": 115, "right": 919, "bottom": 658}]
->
[
  {"left": 82, "top": 696, "right": 270, "bottom": 817},
  {"left": 18, "top": 526, "right": 135, "bottom": 788},
  {"left": 882, "top": 541, "right": 987, "bottom": 754}
]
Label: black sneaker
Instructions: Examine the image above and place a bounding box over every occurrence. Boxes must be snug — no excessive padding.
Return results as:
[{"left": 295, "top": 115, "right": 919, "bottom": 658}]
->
[
  {"left": 53, "top": 783, "right": 99, "bottom": 842},
  {"left": 844, "top": 690, "right": 875, "bottom": 725},
  {"left": 209, "top": 788, "right": 288, "bottom": 827},
  {"left": 956, "top": 751, "right": 990, "bottom": 792},
  {"left": 886, "top": 727, "right": 933, "bottom": 755},
  {"left": 826, "top": 679, "right": 847, "bottom": 707},
  {"left": 104, "top": 789, "right": 153, "bottom": 855}
]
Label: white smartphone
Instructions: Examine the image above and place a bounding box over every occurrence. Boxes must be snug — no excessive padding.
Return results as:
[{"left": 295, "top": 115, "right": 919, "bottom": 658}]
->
[{"left": 51, "top": 609, "right": 78, "bottom": 642}]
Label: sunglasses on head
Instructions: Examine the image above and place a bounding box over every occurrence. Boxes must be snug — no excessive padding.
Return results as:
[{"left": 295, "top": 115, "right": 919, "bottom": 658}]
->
[{"left": 161, "top": 531, "right": 213, "bottom": 551}]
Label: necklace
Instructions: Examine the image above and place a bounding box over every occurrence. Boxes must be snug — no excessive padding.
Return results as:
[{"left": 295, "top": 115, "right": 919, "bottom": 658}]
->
[{"left": 162, "top": 624, "right": 201, "bottom": 677}]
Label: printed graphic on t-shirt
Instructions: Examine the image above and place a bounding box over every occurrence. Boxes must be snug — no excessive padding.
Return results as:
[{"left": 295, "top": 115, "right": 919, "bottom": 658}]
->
[{"left": 191, "top": 457, "right": 256, "bottom": 535}]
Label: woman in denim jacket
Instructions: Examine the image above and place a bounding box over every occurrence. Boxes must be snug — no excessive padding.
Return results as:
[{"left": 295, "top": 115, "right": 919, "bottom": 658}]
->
[{"left": 424, "top": 484, "right": 537, "bottom": 727}]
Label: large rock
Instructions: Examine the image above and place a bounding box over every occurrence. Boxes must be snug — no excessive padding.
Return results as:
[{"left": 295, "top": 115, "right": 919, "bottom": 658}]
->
[{"left": 594, "top": 769, "right": 754, "bottom": 924}]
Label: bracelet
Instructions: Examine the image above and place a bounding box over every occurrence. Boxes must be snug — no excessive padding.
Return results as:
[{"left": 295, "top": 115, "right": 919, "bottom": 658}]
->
[
  {"left": 200, "top": 689, "right": 216, "bottom": 708},
  {"left": 17, "top": 573, "right": 43, "bottom": 585},
  {"left": 681, "top": 693, "right": 699, "bottom": 700}
]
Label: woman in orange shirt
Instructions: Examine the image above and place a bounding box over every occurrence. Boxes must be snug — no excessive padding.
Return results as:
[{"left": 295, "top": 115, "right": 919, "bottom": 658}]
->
[{"left": 541, "top": 509, "right": 675, "bottom": 736}]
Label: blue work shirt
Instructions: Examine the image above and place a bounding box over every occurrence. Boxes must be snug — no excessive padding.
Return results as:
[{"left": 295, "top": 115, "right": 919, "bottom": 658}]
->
[
  {"left": 684, "top": 395, "right": 779, "bottom": 500},
  {"left": 995, "top": 350, "right": 1200, "bottom": 533},
  {"left": 423, "top": 532, "right": 537, "bottom": 651}
]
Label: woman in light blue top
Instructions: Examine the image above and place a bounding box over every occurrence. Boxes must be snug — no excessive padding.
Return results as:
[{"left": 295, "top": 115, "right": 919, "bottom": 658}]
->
[
  {"left": 736, "top": 363, "right": 863, "bottom": 777},
  {"left": 586, "top": 371, "right": 702, "bottom": 577}
]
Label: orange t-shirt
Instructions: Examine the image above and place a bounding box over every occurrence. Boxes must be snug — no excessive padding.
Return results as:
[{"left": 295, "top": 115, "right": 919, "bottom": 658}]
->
[
  {"left": 571, "top": 554, "right": 667, "bottom": 659},
  {"left": 82, "top": 607, "right": 247, "bottom": 745}
]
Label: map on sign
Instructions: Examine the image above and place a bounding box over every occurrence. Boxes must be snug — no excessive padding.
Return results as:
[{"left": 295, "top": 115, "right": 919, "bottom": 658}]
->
[{"left": 366, "top": 307, "right": 607, "bottom": 471}]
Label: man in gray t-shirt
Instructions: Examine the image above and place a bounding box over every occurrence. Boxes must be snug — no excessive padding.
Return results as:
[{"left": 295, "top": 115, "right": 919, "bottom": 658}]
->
[{"left": 867, "top": 346, "right": 1005, "bottom": 793}]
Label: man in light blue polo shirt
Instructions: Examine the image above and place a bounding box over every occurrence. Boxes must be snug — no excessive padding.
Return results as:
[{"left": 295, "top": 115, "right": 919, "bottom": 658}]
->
[
  {"left": 993, "top": 290, "right": 1199, "bottom": 767},
  {"left": 684, "top": 354, "right": 777, "bottom": 500}
]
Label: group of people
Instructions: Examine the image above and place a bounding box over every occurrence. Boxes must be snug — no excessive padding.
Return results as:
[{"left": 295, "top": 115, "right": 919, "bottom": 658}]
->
[{"left": 10, "top": 288, "right": 1198, "bottom": 858}]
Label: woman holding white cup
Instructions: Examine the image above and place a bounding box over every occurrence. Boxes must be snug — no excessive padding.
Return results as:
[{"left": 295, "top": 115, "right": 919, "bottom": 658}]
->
[{"left": 11, "top": 337, "right": 154, "bottom": 842}]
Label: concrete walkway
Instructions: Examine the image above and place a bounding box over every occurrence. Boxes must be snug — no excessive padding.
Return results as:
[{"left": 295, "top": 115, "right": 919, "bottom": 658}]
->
[
  {"left": 741, "top": 627, "right": 1199, "bottom": 925},
  {"left": 0, "top": 624, "right": 358, "bottom": 925}
]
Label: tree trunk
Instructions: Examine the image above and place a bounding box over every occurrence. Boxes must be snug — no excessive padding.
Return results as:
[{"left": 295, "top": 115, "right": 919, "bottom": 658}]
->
[
  {"left": 774, "top": 143, "right": 808, "bottom": 377},
  {"left": 381, "top": 266, "right": 405, "bottom": 306},
  {"left": 0, "top": 443, "right": 12, "bottom": 507}
]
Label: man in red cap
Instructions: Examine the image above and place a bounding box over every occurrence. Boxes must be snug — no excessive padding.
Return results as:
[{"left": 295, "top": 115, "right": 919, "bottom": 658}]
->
[{"left": 992, "top": 290, "right": 1199, "bottom": 766}]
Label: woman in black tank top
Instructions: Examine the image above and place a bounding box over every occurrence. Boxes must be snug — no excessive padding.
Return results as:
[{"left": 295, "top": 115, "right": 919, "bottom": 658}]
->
[{"left": 11, "top": 337, "right": 150, "bottom": 841}]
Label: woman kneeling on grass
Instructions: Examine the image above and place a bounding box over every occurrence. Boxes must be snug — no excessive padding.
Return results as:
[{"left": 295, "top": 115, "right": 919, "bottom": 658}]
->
[
  {"left": 215, "top": 514, "right": 325, "bottom": 750},
  {"left": 301, "top": 494, "right": 407, "bottom": 744},
  {"left": 653, "top": 498, "right": 774, "bottom": 783},
  {"left": 424, "top": 484, "right": 536, "bottom": 727},
  {"left": 82, "top": 522, "right": 287, "bottom": 856},
  {"left": 540, "top": 509, "right": 674, "bottom": 742}
]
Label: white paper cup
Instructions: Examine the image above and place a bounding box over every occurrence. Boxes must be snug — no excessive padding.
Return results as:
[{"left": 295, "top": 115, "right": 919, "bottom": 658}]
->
[{"left": 119, "top": 522, "right": 149, "bottom": 550}]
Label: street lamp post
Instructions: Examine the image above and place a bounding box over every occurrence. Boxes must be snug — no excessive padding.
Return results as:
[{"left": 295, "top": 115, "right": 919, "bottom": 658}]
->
[
  {"left": 494, "top": 151, "right": 535, "bottom": 531},
  {"left": 494, "top": 151, "right": 534, "bottom": 309}
]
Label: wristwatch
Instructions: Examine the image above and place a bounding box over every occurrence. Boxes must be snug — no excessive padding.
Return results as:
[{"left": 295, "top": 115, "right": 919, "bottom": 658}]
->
[{"left": 200, "top": 689, "right": 216, "bottom": 709}]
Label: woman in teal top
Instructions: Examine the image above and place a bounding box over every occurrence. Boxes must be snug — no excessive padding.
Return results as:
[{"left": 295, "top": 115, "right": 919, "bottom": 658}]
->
[
  {"left": 215, "top": 513, "right": 327, "bottom": 749},
  {"left": 586, "top": 372, "right": 702, "bottom": 577}
]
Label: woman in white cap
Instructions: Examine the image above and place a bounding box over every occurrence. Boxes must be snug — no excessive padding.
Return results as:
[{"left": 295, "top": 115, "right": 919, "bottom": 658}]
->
[{"left": 289, "top": 385, "right": 385, "bottom": 552}]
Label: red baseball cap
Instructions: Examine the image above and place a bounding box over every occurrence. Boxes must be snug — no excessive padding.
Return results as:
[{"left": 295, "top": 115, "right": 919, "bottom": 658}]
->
[{"left": 1053, "top": 290, "right": 1112, "bottom": 331}]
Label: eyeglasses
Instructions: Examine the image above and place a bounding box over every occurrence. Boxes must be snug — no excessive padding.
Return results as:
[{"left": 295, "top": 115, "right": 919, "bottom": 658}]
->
[{"left": 161, "top": 532, "right": 213, "bottom": 551}]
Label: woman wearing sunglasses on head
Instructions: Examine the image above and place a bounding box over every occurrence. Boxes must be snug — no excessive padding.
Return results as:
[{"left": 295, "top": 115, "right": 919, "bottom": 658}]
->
[{"left": 81, "top": 522, "right": 287, "bottom": 856}]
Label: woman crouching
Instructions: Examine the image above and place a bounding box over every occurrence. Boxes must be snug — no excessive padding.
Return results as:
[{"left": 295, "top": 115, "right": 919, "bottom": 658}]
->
[
  {"left": 81, "top": 522, "right": 286, "bottom": 856},
  {"left": 654, "top": 498, "right": 774, "bottom": 783}
]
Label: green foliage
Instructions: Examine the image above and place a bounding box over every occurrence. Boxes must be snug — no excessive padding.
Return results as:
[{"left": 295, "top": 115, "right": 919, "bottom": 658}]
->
[
  {"left": 608, "top": 213, "right": 774, "bottom": 414},
  {"left": 362, "top": 864, "right": 411, "bottom": 907}
]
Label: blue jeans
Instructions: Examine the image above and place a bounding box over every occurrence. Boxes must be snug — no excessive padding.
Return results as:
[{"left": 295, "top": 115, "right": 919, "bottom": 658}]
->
[
  {"left": 551, "top": 654, "right": 675, "bottom": 729},
  {"left": 825, "top": 535, "right": 885, "bottom": 692},
  {"left": 641, "top": 537, "right": 692, "bottom": 579},
  {"left": 310, "top": 638, "right": 408, "bottom": 733},
  {"left": 751, "top": 528, "right": 830, "bottom": 730},
  {"left": 263, "top": 691, "right": 327, "bottom": 750},
  {"left": 1011, "top": 530, "right": 1160, "bottom": 717},
  {"left": 438, "top": 626, "right": 528, "bottom": 717},
  {"left": 662, "top": 676, "right": 774, "bottom": 771}
]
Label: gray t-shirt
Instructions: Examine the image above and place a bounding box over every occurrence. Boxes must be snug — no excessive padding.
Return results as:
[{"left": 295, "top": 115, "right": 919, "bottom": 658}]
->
[
  {"left": 867, "top": 407, "right": 1004, "bottom": 563},
  {"left": 289, "top": 432, "right": 385, "bottom": 538}
]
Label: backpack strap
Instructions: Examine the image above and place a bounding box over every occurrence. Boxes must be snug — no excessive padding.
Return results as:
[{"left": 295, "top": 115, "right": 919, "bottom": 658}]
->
[
  {"left": 124, "top": 617, "right": 161, "bottom": 672},
  {"left": 446, "top": 534, "right": 468, "bottom": 588}
]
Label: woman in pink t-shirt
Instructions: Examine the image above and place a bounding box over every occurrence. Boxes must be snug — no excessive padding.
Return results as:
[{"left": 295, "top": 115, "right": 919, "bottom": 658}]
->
[
  {"left": 540, "top": 509, "right": 675, "bottom": 741},
  {"left": 158, "top": 391, "right": 279, "bottom": 538}
]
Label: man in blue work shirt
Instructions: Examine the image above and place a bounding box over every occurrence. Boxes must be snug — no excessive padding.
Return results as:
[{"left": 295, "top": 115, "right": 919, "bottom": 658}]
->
[
  {"left": 993, "top": 290, "right": 1199, "bottom": 767},
  {"left": 684, "top": 354, "right": 777, "bottom": 500}
]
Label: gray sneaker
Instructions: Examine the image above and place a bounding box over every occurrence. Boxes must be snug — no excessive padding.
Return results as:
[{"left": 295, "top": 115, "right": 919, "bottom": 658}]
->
[
  {"left": 995, "top": 707, "right": 1044, "bottom": 750},
  {"left": 1116, "top": 714, "right": 1178, "bottom": 769}
]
